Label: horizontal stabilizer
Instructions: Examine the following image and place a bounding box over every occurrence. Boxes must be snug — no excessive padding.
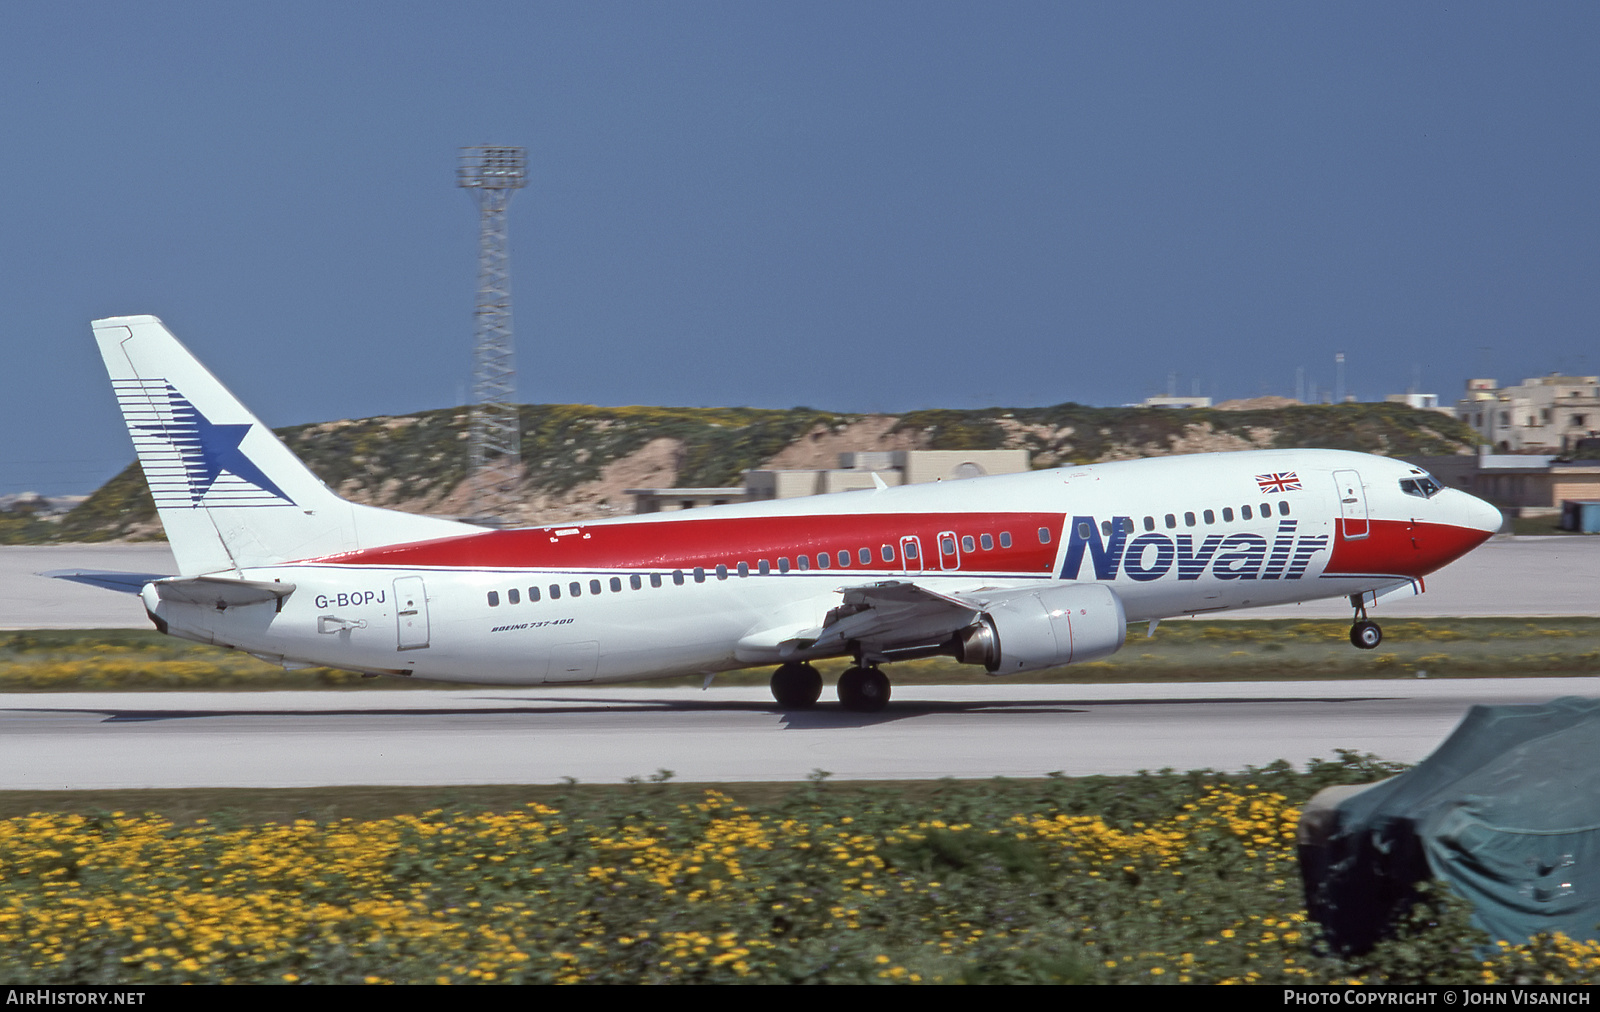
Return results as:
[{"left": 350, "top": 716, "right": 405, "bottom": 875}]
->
[
  {"left": 152, "top": 576, "right": 296, "bottom": 608},
  {"left": 42, "top": 569, "right": 171, "bottom": 594}
]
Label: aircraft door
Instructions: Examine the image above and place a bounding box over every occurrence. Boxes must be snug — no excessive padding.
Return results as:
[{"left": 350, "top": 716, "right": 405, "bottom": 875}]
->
[
  {"left": 1333, "top": 470, "right": 1370, "bottom": 540},
  {"left": 394, "top": 576, "right": 430, "bottom": 650},
  {"left": 937, "top": 530, "right": 960, "bottom": 570},
  {"left": 900, "top": 536, "right": 923, "bottom": 573}
]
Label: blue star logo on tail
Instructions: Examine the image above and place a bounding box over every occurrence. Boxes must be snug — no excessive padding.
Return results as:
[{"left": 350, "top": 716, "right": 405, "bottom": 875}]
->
[
  {"left": 159, "top": 393, "right": 293, "bottom": 502},
  {"left": 119, "top": 381, "right": 296, "bottom": 507}
]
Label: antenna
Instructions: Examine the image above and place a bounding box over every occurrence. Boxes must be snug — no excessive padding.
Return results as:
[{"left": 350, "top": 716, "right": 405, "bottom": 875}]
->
[{"left": 458, "top": 146, "right": 528, "bottom": 523}]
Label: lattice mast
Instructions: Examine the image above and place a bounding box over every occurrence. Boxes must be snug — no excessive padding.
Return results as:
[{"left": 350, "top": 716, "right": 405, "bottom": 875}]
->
[{"left": 457, "top": 146, "right": 528, "bottom": 522}]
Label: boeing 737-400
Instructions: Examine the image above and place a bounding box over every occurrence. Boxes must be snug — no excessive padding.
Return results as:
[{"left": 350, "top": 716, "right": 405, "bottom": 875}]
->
[{"left": 51, "top": 316, "right": 1503, "bottom": 711}]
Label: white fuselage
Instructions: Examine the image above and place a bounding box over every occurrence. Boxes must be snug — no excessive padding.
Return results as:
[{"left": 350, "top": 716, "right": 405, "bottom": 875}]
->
[{"left": 140, "top": 449, "right": 1501, "bottom": 686}]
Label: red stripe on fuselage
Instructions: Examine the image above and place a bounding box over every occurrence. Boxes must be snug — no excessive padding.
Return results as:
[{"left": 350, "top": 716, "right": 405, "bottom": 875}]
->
[
  {"left": 1324, "top": 518, "right": 1493, "bottom": 579},
  {"left": 305, "top": 512, "right": 1065, "bottom": 574}
]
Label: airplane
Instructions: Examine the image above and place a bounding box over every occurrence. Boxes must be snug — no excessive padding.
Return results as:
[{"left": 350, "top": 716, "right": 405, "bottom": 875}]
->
[{"left": 51, "top": 315, "right": 1504, "bottom": 712}]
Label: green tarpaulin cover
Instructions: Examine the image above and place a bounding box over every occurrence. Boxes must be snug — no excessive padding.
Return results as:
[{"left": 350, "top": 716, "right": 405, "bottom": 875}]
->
[{"left": 1301, "top": 696, "right": 1600, "bottom": 953}]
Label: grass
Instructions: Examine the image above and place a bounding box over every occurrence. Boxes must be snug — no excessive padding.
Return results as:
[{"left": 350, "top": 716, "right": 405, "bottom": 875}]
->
[
  {"left": 3, "top": 759, "right": 1599, "bottom": 984},
  {"left": 1507, "top": 513, "right": 1592, "bottom": 536},
  {"left": 1, "top": 618, "right": 1596, "bottom": 692}
]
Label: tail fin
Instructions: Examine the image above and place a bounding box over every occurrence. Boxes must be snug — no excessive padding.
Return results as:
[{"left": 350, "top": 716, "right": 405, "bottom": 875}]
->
[{"left": 93, "top": 315, "right": 475, "bottom": 576}]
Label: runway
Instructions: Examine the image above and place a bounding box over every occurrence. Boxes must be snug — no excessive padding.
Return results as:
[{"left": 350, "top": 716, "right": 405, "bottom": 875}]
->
[
  {"left": 3, "top": 540, "right": 1594, "bottom": 790},
  {"left": 3, "top": 678, "right": 1596, "bottom": 789}
]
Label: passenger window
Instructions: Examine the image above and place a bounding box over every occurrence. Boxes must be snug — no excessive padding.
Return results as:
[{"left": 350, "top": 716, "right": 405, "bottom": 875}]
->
[
  {"left": 610, "top": 577, "right": 622, "bottom": 593},
  {"left": 757, "top": 560, "right": 769, "bottom": 575},
  {"left": 1222, "top": 508, "right": 1234, "bottom": 522},
  {"left": 508, "top": 589, "right": 519, "bottom": 605},
  {"left": 1185, "top": 512, "right": 1196, "bottom": 527},
  {"left": 738, "top": 562, "right": 750, "bottom": 577},
  {"left": 1241, "top": 505, "right": 1252, "bottom": 520},
  {"left": 904, "top": 542, "right": 918, "bottom": 560},
  {"left": 487, "top": 591, "right": 500, "bottom": 607},
  {"left": 1260, "top": 503, "right": 1271, "bottom": 518},
  {"left": 999, "top": 532, "right": 1012, "bottom": 548},
  {"left": 838, "top": 551, "right": 850, "bottom": 567},
  {"left": 570, "top": 582, "right": 582, "bottom": 597},
  {"left": 694, "top": 568, "right": 706, "bottom": 583},
  {"left": 1143, "top": 517, "right": 1155, "bottom": 532},
  {"left": 818, "top": 553, "right": 831, "bottom": 569},
  {"left": 1165, "top": 514, "right": 1176, "bottom": 529},
  {"left": 961, "top": 536, "right": 974, "bottom": 552},
  {"left": 590, "top": 579, "right": 602, "bottom": 595},
  {"left": 980, "top": 533, "right": 993, "bottom": 550},
  {"left": 1203, "top": 510, "right": 1215, "bottom": 524},
  {"left": 882, "top": 545, "right": 895, "bottom": 562},
  {"left": 858, "top": 547, "right": 871, "bottom": 565},
  {"left": 798, "top": 555, "right": 810, "bottom": 570},
  {"left": 528, "top": 587, "right": 540, "bottom": 602},
  {"left": 549, "top": 584, "right": 561, "bottom": 600},
  {"left": 1078, "top": 522, "right": 1091, "bottom": 538},
  {"left": 1038, "top": 527, "right": 1051, "bottom": 544},
  {"left": 778, "top": 558, "right": 790, "bottom": 573},
  {"left": 1279, "top": 501, "right": 1290, "bottom": 515},
  {"left": 630, "top": 574, "right": 642, "bottom": 590},
  {"left": 1101, "top": 520, "right": 1113, "bottom": 537},
  {"left": 650, "top": 574, "right": 662, "bottom": 588},
  {"left": 717, "top": 565, "right": 729, "bottom": 580}
]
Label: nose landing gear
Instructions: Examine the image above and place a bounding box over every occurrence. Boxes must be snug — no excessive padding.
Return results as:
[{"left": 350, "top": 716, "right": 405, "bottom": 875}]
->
[{"left": 1349, "top": 594, "right": 1383, "bottom": 650}]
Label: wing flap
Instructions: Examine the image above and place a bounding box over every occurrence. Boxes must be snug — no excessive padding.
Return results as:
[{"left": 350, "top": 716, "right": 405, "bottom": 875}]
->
[{"left": 808, "top": 580, "right": 984, "bottom": 656}]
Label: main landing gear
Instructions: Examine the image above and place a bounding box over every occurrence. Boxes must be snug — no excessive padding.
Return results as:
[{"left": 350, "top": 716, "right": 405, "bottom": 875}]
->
[
  {"left": 768, "top": 661, "right": 890, "bottom": 712},
  {"left": 836, "top": 665, "right": 890, "bottom": 713},
  {"left": 1349, "top": 595, "right": 1383, "bottom": 650},
  {"left": 770, "top": 662, "right": 823, "bottom": 709}
]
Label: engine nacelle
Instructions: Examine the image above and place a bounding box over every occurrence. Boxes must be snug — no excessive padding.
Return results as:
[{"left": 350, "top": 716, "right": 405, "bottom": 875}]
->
[{"left": 956, "top": 583, "right": 1127, "bottom": 675}]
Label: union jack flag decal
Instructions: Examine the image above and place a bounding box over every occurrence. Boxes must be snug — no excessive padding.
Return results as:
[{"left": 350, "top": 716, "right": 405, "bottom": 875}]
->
[{"left": 1256, "top": 472, "right": 1301, "bottom": 494}]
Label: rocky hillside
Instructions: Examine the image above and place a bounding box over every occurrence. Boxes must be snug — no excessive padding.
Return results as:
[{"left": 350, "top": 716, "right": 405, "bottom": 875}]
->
[{"left": 24, "top": 400, "right": 1477, "bottom": 543}]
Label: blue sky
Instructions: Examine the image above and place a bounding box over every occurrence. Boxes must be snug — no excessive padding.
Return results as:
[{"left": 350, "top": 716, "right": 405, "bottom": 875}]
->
[{"left": 3, "top": 2, "right": 1598, "bottom": 495}]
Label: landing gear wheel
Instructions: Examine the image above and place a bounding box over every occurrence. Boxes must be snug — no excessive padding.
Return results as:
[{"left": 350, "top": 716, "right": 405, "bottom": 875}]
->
[
  {"left": 770, "top": 662, "right": 823, "bottom": 709},
  {"left": 1351, "top": 621, "right": 1383, "bottom": 650},
  {"left": 836, "top": 665, "right": 890, "bottom": 713}
]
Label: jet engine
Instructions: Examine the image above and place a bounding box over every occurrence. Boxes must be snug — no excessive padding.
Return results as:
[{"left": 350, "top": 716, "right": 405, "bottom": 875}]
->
[{"left": 955, "top": 583, "right": 1127, "bottom": 674}]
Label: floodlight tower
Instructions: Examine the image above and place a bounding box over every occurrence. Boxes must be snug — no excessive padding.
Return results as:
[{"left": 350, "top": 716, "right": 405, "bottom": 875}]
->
[{"left": 458, "top": 145, "right": 528, "bottom": 522}]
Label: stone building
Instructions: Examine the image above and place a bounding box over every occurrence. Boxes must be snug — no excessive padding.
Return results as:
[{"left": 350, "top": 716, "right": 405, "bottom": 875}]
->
[{"left": 1455, "top": 374, "right": 1600, "bottom": 453}]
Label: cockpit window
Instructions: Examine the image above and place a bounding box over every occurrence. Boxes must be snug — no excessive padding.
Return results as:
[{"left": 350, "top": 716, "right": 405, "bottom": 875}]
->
[{"left": 1400, "top": 475, "right": 1443, "bottom": 499}]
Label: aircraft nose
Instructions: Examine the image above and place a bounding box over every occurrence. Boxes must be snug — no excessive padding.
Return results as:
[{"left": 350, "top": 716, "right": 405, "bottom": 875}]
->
[{"left": 1459, "top": 491, "right": 1504, "bottom": 534}]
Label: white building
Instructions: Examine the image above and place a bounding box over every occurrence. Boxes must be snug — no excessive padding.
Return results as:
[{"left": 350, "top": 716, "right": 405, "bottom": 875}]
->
[
  {"left": 1455, "top": 375, "right": 1600, "bottom": 453},
  {"left": 1384, "top": 392, "right": 1449, "bottom": 412}
]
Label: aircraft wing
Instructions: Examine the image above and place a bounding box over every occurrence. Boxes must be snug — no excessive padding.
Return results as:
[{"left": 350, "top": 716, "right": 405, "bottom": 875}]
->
[{"left": 762, "top": 580, "right": 987, "bottom": 662}]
